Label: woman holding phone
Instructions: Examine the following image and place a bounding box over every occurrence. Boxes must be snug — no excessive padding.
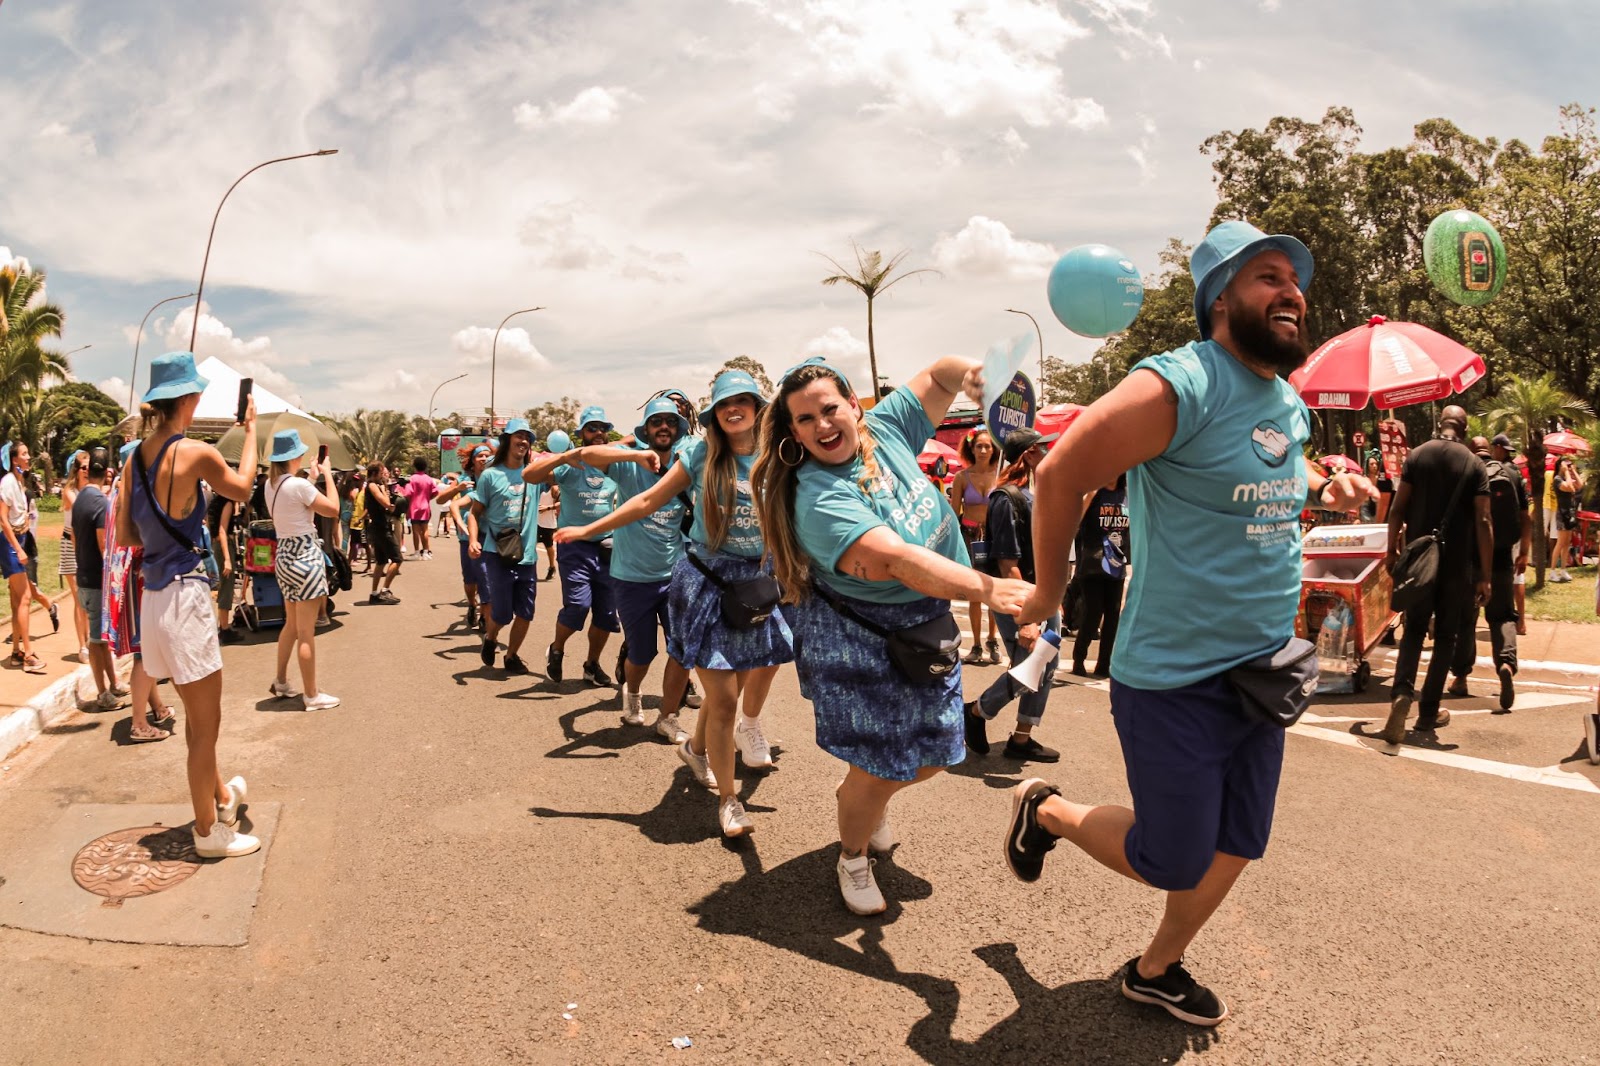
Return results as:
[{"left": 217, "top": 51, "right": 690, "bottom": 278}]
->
[{"left": 265, "top": 430, "right": 342, "bottom": 710}]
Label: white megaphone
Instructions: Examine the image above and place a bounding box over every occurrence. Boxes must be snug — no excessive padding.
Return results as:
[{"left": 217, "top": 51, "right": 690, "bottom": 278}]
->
[{"left": 1007, "top": 629, "right": 1061, "bottom": 693}]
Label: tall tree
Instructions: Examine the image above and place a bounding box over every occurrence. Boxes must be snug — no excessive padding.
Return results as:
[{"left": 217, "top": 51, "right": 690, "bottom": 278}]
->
[
  {"left": 0, "top": 264, "right": 68, "bottom": 440},
  {"left": 328, "top": 409, "right": 411, "bottom": 469},
  {"left": 818, "top": 243, "right": 937, "bottom": 398},
  {"left": 522, "top": 397, "right": 583, "bottom": 446}
]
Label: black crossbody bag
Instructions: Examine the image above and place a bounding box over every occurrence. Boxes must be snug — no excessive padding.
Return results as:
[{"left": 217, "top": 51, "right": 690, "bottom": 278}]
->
[
  {"left": 1389, "top": 455, "right": 1474, "bottom": 612},
  {"left": 814, "top": 583, "right": 961, "bottom": 685},
  {"left": 1225, "top": 637, "right": 1319, "bottom": 728},
  {"left": 688, "top": 551, "right": 781, "bottom": 629}
]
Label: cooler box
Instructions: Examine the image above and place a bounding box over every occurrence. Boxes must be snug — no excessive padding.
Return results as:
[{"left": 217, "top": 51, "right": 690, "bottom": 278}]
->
[
  {"left": 251, "top": 572, "right": 286, "bottom": 629},
  {"left": 1296, "top": 524, "right": 1396, "bottom": 692}
]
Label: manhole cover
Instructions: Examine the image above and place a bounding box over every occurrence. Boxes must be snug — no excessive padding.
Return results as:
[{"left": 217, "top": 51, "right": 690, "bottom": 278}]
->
[{"left": 71, "top": 825, "right": 204, "bottom": 899}]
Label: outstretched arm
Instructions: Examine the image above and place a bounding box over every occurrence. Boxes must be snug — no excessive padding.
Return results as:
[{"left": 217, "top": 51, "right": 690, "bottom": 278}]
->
[
  {"left": 836, "top": 526, "right": 1032, "bottom": 616},
  {"left": 553, "top": 463, "right": 690, "bottom": 543},
  {"left": 904, "top": 356, "right": 982, "bottom": 430}
]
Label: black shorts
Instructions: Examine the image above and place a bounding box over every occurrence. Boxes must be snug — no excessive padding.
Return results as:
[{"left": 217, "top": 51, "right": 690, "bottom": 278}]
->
[
  {"left": 369, "top": 531, "right": 402, "bottom": 567},
  {"left": 538, "top": 526, "right": 555, "bottom": 548}
]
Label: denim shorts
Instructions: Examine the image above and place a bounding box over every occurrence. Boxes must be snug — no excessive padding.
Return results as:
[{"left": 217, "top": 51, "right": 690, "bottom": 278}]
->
[
  {"left": 612, "top": 577, "right": 671, "bottom": 666},
  {"left": 1110, "top": 673, "right": 1286, "bottom": 891},
  {"left": 0, "top": 537, "right": 24, "bottom": 579},
  {"left": 480, "top": 552, "right": 536, "bottom": 625},
  {"left": 77, "top": 586, "right": 106, "bottom": 644}
]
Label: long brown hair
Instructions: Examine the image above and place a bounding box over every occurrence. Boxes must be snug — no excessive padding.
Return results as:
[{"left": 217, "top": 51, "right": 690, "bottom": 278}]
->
[
  {"left": 701, "top": 413, "right": 740, "bottom": 551},
  {"left": 752, "top": 363, "right": 883, "bottom": 603}
]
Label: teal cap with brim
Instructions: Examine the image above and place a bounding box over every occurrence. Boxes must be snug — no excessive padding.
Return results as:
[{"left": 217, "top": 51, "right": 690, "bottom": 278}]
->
[
  {"left": 635, "top": 396, "right": 690, "bottom": 441},
  {"left": 143, "top": 351, "right": 210, "bottom": 403},
  {"left": 1190, "top": 221, "right": 1314, "bottom": 340},
  {"left": 269, "top": 429, "right": 309, "bottom": 463},
  {"left": 577, "top": 406, "right": 612, "bottom": 433},
  {"left": 699, "top": 370, "right": 767, "bottom": 427},
  {"left": 500, "top": 417, "right": 533, "bottom": 440}
]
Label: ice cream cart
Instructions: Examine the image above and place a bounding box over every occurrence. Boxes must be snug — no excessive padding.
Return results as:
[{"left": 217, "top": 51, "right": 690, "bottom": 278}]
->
[{"left": 1296, "top": 524, "right": 1398, "bottom": 693}]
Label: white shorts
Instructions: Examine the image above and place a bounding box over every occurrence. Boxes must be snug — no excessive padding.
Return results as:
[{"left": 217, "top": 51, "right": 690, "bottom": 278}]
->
[{"left": 140, "top": 577, "right": 223, "bottom": 685}]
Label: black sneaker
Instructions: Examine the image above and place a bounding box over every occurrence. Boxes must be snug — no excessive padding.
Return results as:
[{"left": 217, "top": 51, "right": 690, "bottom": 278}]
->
[
  {"left": 1003, "top": 735, "right": 1060, "bottom": 763},
  {"left": 615, "top": 643, "right": 628, "bottom": 691},
  {"left": 546, "top": 644, "right": 563, "bottom": 682},
  {"left": 1003, "top": 778, "right": 1060, "bottom": 883},
  {"left": 964, "top": 701, "right": 990, "bottom": 755},
  {"left": 504, "top": 653, "right": 529, "bottom": 676},
  {"left": 465, "top": 605, "right": 477, "bottom": 630},
  {"left": 1496, "top": 664, "right": 1515, "bottom": 713},
  {"left": 480, "top": 638, "right": 496, "bottom": 668},
  {"left": 1070, "top": 662, "right": 1088, "bottom": 677},
  {"left": 583, "top": 660, "right": 612, "bottom": 687},
  {"left": 1121, "top": 956, "right": 1229, "bottom": 1026}
]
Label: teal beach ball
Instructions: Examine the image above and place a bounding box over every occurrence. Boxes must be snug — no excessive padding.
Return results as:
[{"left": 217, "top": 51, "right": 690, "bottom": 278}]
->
[
  {"left": 1423, "top": 210, "right": 1507, "bottom": 306},
  {"left": 1047, "top": 244, "right": 1144, "bottom": 338}
]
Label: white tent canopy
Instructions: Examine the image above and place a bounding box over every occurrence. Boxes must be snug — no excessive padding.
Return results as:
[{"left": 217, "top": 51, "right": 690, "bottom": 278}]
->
[{"left": 192, "top": 356, "right": 309, "bottom": 422}]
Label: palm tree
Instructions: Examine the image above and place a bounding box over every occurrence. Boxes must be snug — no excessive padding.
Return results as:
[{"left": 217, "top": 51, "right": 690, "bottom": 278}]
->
[
  {"left": 0, "top": 265, "right": 68, "bottom": 433},
  {"left": 328, "top": 409, "right": 411, "bottom": 469},
  {"left": 818, "top": 244, "right": 938, "bottom": 399},
  {"left": 1479, "top": 373, "right": 1595, "bottom": 587}
]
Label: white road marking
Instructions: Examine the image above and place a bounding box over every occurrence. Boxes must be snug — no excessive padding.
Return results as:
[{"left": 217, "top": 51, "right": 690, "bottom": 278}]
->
[
  {"left": 1288, "top": 722, "right": 1600, "bottom": 795},
  {"left": 1302, "top": 691, "right": 1588, "bottom": 724}
]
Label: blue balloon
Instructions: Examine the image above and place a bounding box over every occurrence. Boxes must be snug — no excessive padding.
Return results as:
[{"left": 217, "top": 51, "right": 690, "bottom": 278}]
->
[
  {"left": 545, "top": 430, "right": 572, "bottom": 453},
  {"left": 1047, "top": 244, "right": 1144, "bottom": 338}
]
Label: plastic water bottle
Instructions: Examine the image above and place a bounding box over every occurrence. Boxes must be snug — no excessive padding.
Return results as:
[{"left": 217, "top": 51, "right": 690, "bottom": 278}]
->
[{"left": 1316, "top": 602, "right": 1352, "bottom": 676}]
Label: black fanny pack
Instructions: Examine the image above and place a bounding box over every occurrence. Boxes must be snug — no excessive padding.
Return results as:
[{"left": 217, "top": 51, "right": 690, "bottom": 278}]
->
[
  {"left": 816, "top": 584, "right": 961, "bottom": 685},
  {"left": 493, "top": 526, "right": 524, "bottom": 563},
  {"left": 1224, "top": 637, "right": 1319, "bottom": 728},
  {"left": 688, "top": 551, "right": 780, "bottom": 629}
]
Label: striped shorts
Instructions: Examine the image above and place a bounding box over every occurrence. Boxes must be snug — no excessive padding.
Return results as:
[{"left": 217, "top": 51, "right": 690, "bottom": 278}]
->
[{"left": 275, "top": 533, "right": 330, "bottom": 602}]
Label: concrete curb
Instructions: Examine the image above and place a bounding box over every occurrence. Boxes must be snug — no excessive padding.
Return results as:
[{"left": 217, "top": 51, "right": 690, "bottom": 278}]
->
[{"left": 0, "top": 657, "right": 132, "bottom": 764}]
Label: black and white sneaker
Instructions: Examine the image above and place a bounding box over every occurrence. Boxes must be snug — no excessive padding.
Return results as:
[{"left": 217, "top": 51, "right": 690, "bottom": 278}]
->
[
  {"left": 583, "top": 660, "right": 613, "bottom": 687},
  {"left": 1003, "top": 778, "right": 1060, "bottom": 883},
  {"left": 964, "top": 701, "right": 990, "bottom": 755},
  {"left": 1121, "top": 956, "right": 1229, "bottom": 1026},
  {"left": 504, "top": 653, "right": 529, "bottom": 676},
  {"left": 546, "top": 644, "right": 563, "bottom": 683}
]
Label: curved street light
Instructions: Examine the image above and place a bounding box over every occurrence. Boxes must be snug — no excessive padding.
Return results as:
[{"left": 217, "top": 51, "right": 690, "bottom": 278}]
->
[
  {"left": 1005, "top": 308, "right": 1047, "bottom": 404},
  {"left": 428, "top": 372, "right": 469, "bottom": 433},
  {"left": 489, "top": 306, "right": 543, "bottom": 424},
  {"left": 189, "top": 149, "right": 339, "bottom": 351},
  {"left": 130, "top": 292, "right": 196, "bottom": 411}
]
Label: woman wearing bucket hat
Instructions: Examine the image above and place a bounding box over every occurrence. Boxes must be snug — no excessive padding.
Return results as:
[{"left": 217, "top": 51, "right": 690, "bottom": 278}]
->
[
  {"left": 752, "top": 355, "right": 1031, "bottom": 914},
  {"left": 436, "top": 442, "right": 495, "bottom": 631},
  {"left": 114, "top": 352, "right": 263, "bottom": 858},
  {"left": 264, "top": 429, "right": 342, "bottom": 710},
  {"left": 559, "top": 369, "right": 793, "bottom": 838}
]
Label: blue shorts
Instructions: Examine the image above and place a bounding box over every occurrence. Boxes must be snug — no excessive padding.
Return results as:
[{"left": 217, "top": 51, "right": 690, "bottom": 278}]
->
[
  {"left": 556, "top": 539, "right": 618, "bottom": 633},
  {"left": 77, "top": 586, "right": 106, "bottom": 644},
  {"left": 613, "top": 577, "right": 672, "bottom": 666},
  {"left": 0, "top": 538, "right": 24, "bottom": 579},
  {"left": 1110, "top": 673, "right": 1286, "bottom": 891},
  {"left": 479, "top": 552, "right": 536, "bottom": 625},
  {"left": 457, "top": 537, "right": 481, "bottom": 592}
]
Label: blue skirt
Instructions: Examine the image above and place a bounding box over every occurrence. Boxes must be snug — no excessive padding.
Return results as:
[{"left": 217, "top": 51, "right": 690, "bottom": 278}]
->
[
  {"left": 791, "top": 582, "right": 966, "bottom": 781},
  {"left": 666, "top": 548, "right": 794, "bottom": 672}
]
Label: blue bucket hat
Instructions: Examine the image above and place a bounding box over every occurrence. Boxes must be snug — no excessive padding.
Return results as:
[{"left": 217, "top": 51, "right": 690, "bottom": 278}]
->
[
  {"left": 635, "top": 396, "right": 689, "bottom": 441},
  {"left": 577, "top": 406, "right": 612, "bottom": 433},
  {"left": 778, "top": 356, "right": 853, "bottom": 398},
  {"left": 545, "top": 429, "right": 572, "bottom": 453},
  {"left": 119, "top": 441, "right": 138, "bottom": 464},
  {"left": 1190, "top": 221, "right": 1314, "bottom": 340},
  {"left": 144, "top": 351, "right": 210, "bottom": 403},
  {"left": 700, "top": 370, "right": 767, "bottom": 427},
  {"left": 269, "top": 429, "right": 309, "bottom": 463},
  {"left": 500, "top": 417, "right": 534, "bottom": 441}
]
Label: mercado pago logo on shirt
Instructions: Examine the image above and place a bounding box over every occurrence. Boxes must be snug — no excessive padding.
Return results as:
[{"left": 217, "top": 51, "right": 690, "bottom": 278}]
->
[
  {"left": 867, "top": 465, "right": 950, "bottom": 546},
  {"left": 1250, "top": 420, "right": 1293, "bottom": 467}
]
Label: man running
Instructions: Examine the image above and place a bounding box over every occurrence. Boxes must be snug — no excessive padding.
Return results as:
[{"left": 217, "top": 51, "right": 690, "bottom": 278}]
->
[{"left": 1002, "top": 221, "right": 1373, "bottom": 1026}]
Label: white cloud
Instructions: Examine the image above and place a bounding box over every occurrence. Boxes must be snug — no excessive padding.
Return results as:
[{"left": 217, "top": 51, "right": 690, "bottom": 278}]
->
[
  {"left": 999, "top": 126, "right": 1029, "bottom": 162},
  {"left": 1077, "top": 0, "right": 1173, "bottom": 59},
  {"left": 37, "top": 120, "right": 97, "bottom": 157},
  {"left": 932, "top": 215, "right": 1058, "bottom": 280},
  {"left": 799, "top": 326, "right": 872, "bottom": 390},
  {"left": 513, "top": 86, "right": 634, "bottom": 129},
  {"left": 1260, "top": 0, "right": 1282, "bottom": 10},
  {"left": 157, "top": 305, "right": 305, "bottom": 406},
  {"left": 450, "top": 326, "right": 550, "bottom": 370},
  {"left": 97, "top": 377, "right": 132, "bottom": 407},
  {"left": 0, "top": 246, "right": 31, "bottom": 276},
  {"left": 1127, "top": 115, "right": 1159, "bottom": 183}
]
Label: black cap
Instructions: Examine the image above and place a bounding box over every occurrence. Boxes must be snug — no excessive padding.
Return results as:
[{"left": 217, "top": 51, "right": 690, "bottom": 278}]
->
[
  {"left": 1000, "top": 427, "right": 1060, "bottom": 463},
  {"left": 1490, "top": 433, "right": 1515, "bottom": 453}
]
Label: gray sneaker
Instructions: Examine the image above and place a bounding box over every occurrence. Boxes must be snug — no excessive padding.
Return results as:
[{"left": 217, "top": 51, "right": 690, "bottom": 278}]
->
[{"left": 677, "top": 739, "right": 717, "bottom": 791}]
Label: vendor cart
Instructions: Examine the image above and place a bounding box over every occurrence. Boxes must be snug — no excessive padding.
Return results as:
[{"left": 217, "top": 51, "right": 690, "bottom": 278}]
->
[{"left": 1295, "top": 524, "right": 1398, "bottom": 693}]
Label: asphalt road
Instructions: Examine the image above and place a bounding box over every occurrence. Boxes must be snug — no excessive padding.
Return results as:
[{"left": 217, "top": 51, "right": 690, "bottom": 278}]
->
[{"left": 1, "top": 553, "right": 1596, "bottom": 1065}]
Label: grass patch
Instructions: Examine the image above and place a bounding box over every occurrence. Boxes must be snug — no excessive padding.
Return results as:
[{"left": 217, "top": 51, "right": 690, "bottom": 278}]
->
[
  {"left": 1524, "top": 562, "right": 1598, "bottom": 624},
  {"left": 0, "top": 513, "right": 66, "bottom": 624}
]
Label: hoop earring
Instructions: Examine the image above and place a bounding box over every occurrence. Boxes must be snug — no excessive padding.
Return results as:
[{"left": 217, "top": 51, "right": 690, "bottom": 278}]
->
[{"left": 778, "top": 436, "right": 806, "bottom": 468}]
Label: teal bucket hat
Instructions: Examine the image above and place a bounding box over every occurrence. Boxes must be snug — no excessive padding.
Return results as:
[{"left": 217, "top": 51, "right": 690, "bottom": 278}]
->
[
  {"left": 269, "top": 429, "right": 308, "bottom": 463},
  {"left": 577, "top": 406, "right": 612, "bottom": 433},
  {"left": 1190, "top": 221, "right": 1314, "bottom": 340},
  {"left": 635, "top": 396, "right": 689, "bottom": 441},
  {"left": 144, "top": 351, "right": 210, "bottom": 403},
  {"left": 699, "top": 370, "right": 767, "bottom": 427},
  {"left": 500, "top": 417, "right": 534, "bottom": 441}
]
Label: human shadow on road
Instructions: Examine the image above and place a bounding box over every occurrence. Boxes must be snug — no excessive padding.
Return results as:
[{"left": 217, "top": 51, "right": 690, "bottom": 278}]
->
[
  {"left": 541, "top": 697, "right": 659, "bottom": 758},
  {"left": 1349, "top": 722, "right": 1460, "bottom": 752},
  {"left": 530, "top": 768, "right": 774, "bottom": 847},
  {"left": 947, "top": 753, "right": 1026, "bottom": 791}
]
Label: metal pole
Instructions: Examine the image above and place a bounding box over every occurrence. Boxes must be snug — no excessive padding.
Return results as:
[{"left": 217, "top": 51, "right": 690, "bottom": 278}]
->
[
  {"left": 489, "top": 306, "right": 543, "bottom": 424},
  {"left": 1006, "top": 308, "right": 1046, "bottom": 403},
  {"left": 130, "top": 292, "right": 195, "bottom": 411},
  {"left": 189, "top": 149, "right": 339, "bottom": 351},
  {"left": 428, "top": 373, "right": 469, "bottom": 433}
]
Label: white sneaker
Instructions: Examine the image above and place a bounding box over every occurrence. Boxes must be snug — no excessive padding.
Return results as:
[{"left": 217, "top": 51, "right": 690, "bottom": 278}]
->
[
  {"left": 734, "top": 717, "right": 773, "bottom": 768},
  {"left": 677, "top": 739, "right": 717, "bottom": 791},
  {"left": 78, "top": 646, "right": 89, "bottom": 664},
  {"left": 217, "top": 776, "right": 248, "bottom": 827},
  {"left": 719, "top": 796, "right": 754, "bottom": 838},
  {"left": 192, "top": 820, "right": 260, "bottom": 858},
  {"left": 1586, "top": 713, "right": 1600, "bottom": 766},
  {"left": 270, "top": 680, "right": 302, "bottom": 698},
  {"left": 684, "top": 681, "right": 703, "bottom": 709},
  {"left": 303, "top": 692, "right": 341, "bottom": 711},
  {"left": 654, "top": 713, "right": 687, "bottom": 743},
  {"left": 837, "top": 853, "right": 886, "bottom": 915},
  {"left": 622, "top": 691, "right": 646, "bottom": 726},
  {"left": 94, "top": 690, "right": 122, "bottom": 712},
  {"left": 869, "top": 810, "right": 896, "bottom": 852}
]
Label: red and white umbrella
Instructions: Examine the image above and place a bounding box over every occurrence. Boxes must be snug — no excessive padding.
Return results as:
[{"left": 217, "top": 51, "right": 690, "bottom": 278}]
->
[
  {"left": 1290, "top": 316, "right": 1486, "bottom": 410},
  {"left": 1036, "top": 403, "right": 1085, "bottom": 440},
  {"left": 918, "top": 438, "right": 965, "bottom": 475},
  {"left": 1542, "top": 430, "right": 1591, "bottom": 456}
]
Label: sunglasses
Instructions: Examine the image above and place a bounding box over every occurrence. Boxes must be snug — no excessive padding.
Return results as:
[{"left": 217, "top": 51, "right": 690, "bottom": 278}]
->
[{"left": 645, "top": 414, "right": 679, "bottom": 429}]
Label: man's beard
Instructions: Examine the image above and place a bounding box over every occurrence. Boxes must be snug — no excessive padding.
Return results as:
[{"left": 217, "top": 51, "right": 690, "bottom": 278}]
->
[{"left": 1226, "top": 299, "right": 1309, "bottom": 374}]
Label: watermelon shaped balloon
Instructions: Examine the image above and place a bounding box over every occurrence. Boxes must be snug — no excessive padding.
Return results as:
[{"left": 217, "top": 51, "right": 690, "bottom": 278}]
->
[
  {"left": 1047, "top": 244, "right": 1144, "bottom": 338},
  {"left": 1423, "top": 210, "right": 1507, "bottom": 306}
]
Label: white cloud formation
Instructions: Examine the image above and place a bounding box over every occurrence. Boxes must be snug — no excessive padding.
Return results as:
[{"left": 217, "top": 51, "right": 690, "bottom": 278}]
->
[
  {"left": 37, "top": 120, "right": 97, "bottom": 157},
  {"left": 450, "top": 326, "right": 550, "bottom": 370},
  {"left": 932, "top": 216, "right": 1059, "bottom": 280},
  {"left": 799, "top": 326, "right": 872, "bottom": 389},
  {"left": 1127, "top": 115, "right": 1160, "bottom": 183},
  {"left": 97, "top": 377, "right": 131, "bottom": 407},
  {"left": 999, "top": 127, "right": 1030, "bottom": 162},
  {"left": 0, "top": 246, "right": 31, "bottom": 275},
  {"left": 157, "top": 305, "right": 305, "bottom": 406},
  {"left": 513, "top": 86, "right": 634, "bottom": 129}
]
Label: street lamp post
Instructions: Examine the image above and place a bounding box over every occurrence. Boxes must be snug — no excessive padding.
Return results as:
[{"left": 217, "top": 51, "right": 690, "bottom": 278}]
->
[
  {"left": 428, "top": 372, "right": 469, "bottom": 433},
  {"left": 489, "top": 306, "right": 543, "bottom": 424},
  {"left": 189, "top": 149, "right": 339, "bottom": 351},
  {"left": 129, "top": 292, "right": 196, "bottom": 412},
  {"left": 1006, "top": 308, "right": 1046, "bottom": 404}
]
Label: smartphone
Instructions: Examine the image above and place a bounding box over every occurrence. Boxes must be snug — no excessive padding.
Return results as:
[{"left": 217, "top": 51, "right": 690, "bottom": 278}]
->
[
  {"left": 236, "top": 378, "right": 253, "bottom": 424},
  {"left": 317, "top": 444, "right": 329, "bottom": 465}
]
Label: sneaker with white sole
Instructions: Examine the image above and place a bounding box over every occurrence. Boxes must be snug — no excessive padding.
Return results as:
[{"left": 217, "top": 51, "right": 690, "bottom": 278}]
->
[
  {"left": 684, "top": 681, "right": 702, "bottom": 709},
  {"left": 217, "top": 776, "right": 248, "bottom": 828},
  {"left": 677, "top": 739, "right": 717, "bottom": 790},
  {"left": 1586, "top": 712, "right": 1600, "bottom": 766},
  {"left": 837, "top": 853, "right": 886, "bottom": 915},
  {"left": 270, "top": 680, "right": 302, "bottom": 699},
  {"left": 719, "top": 796, "right": 754, "bottom": 838},
  {"left": 733, "top": 717, "right": 773, "bottom": 768},
  {"left": 192, "top": 820, "right": 261, "bottom": 858},
  {"left": 94, "top": 690, "right": 122, "bottom": 712},
  {"left": 654, "top": 714, "right": 687, "bottom": 743},
  {"left": 869, "top": 811, "right": 896, "bottom": 852},
  {"left": 1121, "top": 956, "right": 1229, "bottom": 1027},
  {"left": 303, "top": 692, "right": 341, "bottom": 711},
  {"left": 622, "top": 691, "right": 646, "bottom": 726}
]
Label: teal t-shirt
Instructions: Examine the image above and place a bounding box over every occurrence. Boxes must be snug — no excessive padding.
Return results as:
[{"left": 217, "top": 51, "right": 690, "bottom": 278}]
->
[
  {"left": 608, "top": 449, "right": 687, "bottom": 582},
  {"left": 469, "top": 464, "right": 543, "bottom": 568},
  {"left": 794, "top": 386, "right": 968, "bottom": 604},
  {"left": 1114, "top": 339, "right": 1312, "bottom": 689},
  {"left": 551, "top": 460, "right": 618, "bottom": 542},
  {"left": 680, "top": 438, "right": 763, "bottom": 558}
]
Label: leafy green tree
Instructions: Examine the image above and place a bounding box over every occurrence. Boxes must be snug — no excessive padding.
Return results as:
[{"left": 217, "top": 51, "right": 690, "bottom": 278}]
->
[
  {"left": 819, "top": 243, "right": 938, "bottom": 398},
  {"left": 0, "top": 264, "right": 68, "bottom": 441},
  {"left": 328, "top": 409, "right": 411, "bottom": 470},
  {"left": 523, "top": 397, "right": 583, "bottom": 446},
  {"left": 39, "top": 382, "right": 125, "bottom": 468}
]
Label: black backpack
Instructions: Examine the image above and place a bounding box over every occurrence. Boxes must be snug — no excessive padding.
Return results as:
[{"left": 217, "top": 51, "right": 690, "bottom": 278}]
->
[
  {"left": 1482, "top": 459, "right": 1523, "bottom": 549},
  {"left": 983, "top": 485, "right": 1033, "bottom": 582}
]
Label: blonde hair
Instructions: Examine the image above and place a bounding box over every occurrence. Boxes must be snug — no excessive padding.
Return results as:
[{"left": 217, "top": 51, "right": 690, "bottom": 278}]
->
[
  {"left": 752, "top": 363, "right": 882, "bottom": 604},
  {"left": 701, "top": 417, "right": 738, "bottom": 551}
]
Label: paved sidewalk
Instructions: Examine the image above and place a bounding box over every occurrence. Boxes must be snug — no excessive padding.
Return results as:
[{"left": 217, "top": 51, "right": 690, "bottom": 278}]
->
[{"left": 0, "top": 591, "right": 126, "bottom": 762}]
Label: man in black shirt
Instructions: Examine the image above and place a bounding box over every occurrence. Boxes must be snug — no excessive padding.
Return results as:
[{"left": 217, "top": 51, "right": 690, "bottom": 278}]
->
[
  {"left": 71, "top": 449, "right": 119, "bottom": 712},
  {"left": 1381, "top": 406, "right": 1492, "bottom": 744},
  {"left": 1447, "top": 434, "right": 1532, "bottom": 710}
]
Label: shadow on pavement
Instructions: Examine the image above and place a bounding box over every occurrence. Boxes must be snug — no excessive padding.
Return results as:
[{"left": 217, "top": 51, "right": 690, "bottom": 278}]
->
[
  {"left": 543, "top": 698, "right": 658, "bottom": 758},
  {"left": 947, "top": 754, "right": 1026, "bottom": 791},
  {"left": 1349, "top": 722, "right": 1460, "bottom": 752},
  {"left": 530, "top": 768, "right": 773, "bottom": 846}
]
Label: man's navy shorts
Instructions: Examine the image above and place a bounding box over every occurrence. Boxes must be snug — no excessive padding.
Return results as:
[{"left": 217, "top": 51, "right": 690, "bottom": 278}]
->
[
  {"left": 456, "top": 537, "right": 481, "bottom": 592},
  {"left": 612, "top": 577, "right": 673, "bottom": 666},
  {"left": 556, "top": 539, "right": 618, "bottom": 633},
  {"left": 1110, "top": 672, "right": 1286, "bottom": 892},
  {"left": 480, "top": 552, "right": 536, "bottom": 626}
]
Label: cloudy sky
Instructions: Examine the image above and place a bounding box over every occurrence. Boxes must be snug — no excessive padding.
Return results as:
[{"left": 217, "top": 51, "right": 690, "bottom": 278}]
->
[{"left": 2, "top": 0, "right": 1595, "bottom": 422}]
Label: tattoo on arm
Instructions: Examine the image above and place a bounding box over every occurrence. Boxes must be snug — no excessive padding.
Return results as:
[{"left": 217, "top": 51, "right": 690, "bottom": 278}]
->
[
  {"left": 850, "top": 560, "right": 868, "bottom": 579},
  {"left": 1160, "top": 378, "right": 1178, "bottom": 405}
]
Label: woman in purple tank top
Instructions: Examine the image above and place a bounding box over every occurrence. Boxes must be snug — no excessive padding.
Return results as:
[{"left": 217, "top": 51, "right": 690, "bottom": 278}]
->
[{"left": 114, "top": 352, "right": 261, "bottom": 860}]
